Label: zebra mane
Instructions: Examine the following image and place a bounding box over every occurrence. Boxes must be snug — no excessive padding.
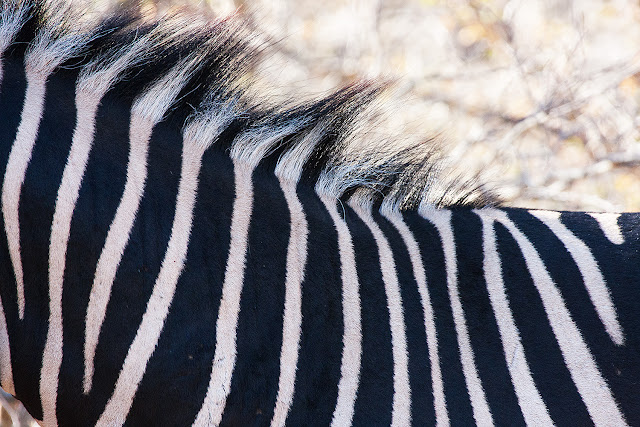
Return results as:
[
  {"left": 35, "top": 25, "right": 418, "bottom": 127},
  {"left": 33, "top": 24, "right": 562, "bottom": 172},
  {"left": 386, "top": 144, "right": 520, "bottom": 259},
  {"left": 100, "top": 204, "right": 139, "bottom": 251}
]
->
[{"left": 0, "top": 0, "right": 499, "bottom": 210}]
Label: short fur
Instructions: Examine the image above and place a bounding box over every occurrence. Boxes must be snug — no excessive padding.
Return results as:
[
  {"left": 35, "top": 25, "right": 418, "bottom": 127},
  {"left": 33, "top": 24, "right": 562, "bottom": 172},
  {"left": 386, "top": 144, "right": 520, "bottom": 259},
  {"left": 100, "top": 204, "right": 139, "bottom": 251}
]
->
[{"left": 10, "top": 3, "right": 639, "bottom": 427}]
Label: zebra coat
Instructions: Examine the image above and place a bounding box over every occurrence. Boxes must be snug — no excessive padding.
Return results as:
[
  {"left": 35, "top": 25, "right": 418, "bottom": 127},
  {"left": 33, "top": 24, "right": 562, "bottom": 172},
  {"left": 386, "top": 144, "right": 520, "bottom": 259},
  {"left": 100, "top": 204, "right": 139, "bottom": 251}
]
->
[{"left": 0, "top": 1, "right": 638, "bottom": 425}]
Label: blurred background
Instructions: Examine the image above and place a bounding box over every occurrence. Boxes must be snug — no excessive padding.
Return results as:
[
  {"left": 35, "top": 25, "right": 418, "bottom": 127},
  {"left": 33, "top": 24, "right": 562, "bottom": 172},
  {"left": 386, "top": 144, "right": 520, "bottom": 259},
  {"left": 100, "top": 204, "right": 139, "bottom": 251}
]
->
[
  {"left": 143, "top": 0, "right": 640, "bottom": 212},
  {"left": 3, "top": 0, "right": 640, "bottom": 424}
]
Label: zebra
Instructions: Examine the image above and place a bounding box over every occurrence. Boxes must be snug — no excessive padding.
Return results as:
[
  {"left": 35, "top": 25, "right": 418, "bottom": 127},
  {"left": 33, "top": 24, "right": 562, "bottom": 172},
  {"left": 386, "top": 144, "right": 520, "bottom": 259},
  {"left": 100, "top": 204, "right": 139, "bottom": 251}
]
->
[{"left": 0, "top": 0, "right": 638, "bottom": 425}]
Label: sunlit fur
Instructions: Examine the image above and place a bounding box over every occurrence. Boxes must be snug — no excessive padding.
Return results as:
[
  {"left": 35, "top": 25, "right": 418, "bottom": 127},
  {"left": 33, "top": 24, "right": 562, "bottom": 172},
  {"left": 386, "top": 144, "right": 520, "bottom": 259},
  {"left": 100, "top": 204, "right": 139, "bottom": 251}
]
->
[{"left": 0, "top": 2, "right": 638, "bottom": 427}]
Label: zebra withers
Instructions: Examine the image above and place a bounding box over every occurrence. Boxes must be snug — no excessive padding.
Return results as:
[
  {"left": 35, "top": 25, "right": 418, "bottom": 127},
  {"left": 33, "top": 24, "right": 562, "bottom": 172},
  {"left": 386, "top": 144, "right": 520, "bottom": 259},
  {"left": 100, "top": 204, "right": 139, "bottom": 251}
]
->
[{"left": 0, "top": 1, "right": 638, "bottom": 425}]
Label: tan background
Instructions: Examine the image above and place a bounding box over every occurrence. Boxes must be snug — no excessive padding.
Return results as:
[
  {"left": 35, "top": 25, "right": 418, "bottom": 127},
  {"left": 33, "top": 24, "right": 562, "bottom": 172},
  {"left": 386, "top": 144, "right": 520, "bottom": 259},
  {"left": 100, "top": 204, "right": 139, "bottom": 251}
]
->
[{"left": 141, "top": 0, "right": 640, "bottom": 212}]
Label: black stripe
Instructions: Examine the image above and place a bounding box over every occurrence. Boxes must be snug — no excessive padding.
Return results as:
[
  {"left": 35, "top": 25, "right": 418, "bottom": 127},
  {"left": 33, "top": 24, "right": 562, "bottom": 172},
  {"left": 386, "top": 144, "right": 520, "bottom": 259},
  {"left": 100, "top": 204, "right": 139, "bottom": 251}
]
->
[
  {"left": 403, "top": 211, "right": 476, "bottom": 426},
  {"left": 0, "top": 56, "right": 35, "bottom": 417},
  {"left": 451, "top": 209, "right": 524, "bottom": 426},
  {"left": 0, "top": 56, "right": 26, "bottom": 147},
  {"left": 128, "top": 147, "right": 236, "bottom": 425},
  {"left": 91, "top": 113, "right": 181, "bottom": 418},
  {"left": 286, "top": 189, "right": 342, "bottom": 426},
  {"left": 522, "top": 211, "right": 612, "bottom": 358},
  {"left": 376, "top": 211, "right": 435, "bottom": 426},
  {"left": 497, "top": 209, "right": 591, "bottom": 425},
  {"left": 57, "top": 87, "right": 133, "bottom": 424},
  {"left": 219, "top": 165, "right": 289, "bottom": 426},
  {"left": 16, "top": 69, "right": 77, "bottom": 421},
  {"left": 347, "top": 204, "right": 393, "bottom": 427},
  {"left": 562, "top": 212, "right": 640, "bottom": 424}
]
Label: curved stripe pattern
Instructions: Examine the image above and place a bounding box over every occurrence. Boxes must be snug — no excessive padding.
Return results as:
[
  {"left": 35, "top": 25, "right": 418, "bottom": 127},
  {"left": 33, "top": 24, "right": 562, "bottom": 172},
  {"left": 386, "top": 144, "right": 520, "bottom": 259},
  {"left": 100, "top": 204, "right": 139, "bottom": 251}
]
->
[
  {"left": 41, "top": 93, "right": 103, "bottom": 427},
  {"left": 0, "top": 5, "right": 636, "bottom": 424},
  {"left": 0, "top": 72, "right": 633, "bottom": 427},
  {"left": 530, "top": 210, "right": 624, "bottom": 345},
  {"left": 483, "top": 208, "right": 628, "bottom": 427},
  {"left": 270, "top": 179, "right": 308, "bottom": 427},
  {"left": 194, "top": 160, "right": 254, "bottom": 427},
  {"left": 83, "top": 55, "right": 206, "bottom": 394},
  {"left": 270, "top": 127, "right": 322, "bottom": 427},
  {"left": 0, "top": 35, "right": 18, "bottom": 399},
  {"left": 2, "top": 74, "right": 46, "bottom": 320},
  {"left": 476, "top": 211, "right": 553, "bottom": 426},
  {"left": 83, "top": 111, "right": 153, "bottom": 396},
  {"left": 382, "top": 209, "right": 449, "bottom": 427},
  {"left": 97, "top": 128, "right": 213, "bottom": 426},
  {"left": 588, "top": 212, "right": 624, "bottom": 245},
  {"left": 420, "top": 205, "right": 494, "bottom": 426},
  {"left": 194, "top": 123, "right": 301, "bottom": 426},
  {"left": 351, "top": 201, "right": 410, "bottom": 427},
  {"left": 320, "top": 196, "right": 362, "bottom": 427}
]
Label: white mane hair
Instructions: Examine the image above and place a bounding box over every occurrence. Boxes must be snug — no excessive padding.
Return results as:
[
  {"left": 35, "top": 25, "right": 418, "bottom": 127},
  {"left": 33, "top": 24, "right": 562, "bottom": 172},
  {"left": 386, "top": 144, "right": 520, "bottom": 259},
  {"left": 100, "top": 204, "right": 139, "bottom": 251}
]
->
[{"left": 0, "top": 0, "right": 498, "bottom": 211}]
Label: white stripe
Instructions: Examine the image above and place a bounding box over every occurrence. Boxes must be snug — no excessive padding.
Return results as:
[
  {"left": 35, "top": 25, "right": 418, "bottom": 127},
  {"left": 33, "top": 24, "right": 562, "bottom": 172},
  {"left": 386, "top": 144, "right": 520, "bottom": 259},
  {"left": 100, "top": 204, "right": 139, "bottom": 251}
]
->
[
  {"left": 0, "top": 295, "right": 13, "bottom": 396},
  {"left": 320, "top": 196, "right": 361, "bottom": 427},
  {"left": 484, "top": 208, "right": 627, "bottom": 427},
  {"left": 587, "top": 212, "right": 625, "bottom": 245},
  {"left": 83, "top": 55, "right": 206, "bottom": 394},
  {"left": 271, "top": 129, "right": 324, "bottom": 425},
  {"left": 419, "top": 206, "right": 494, "bottom": 426},
  {"left": 97, "top": 135, "right": 208, "bottom": 426},
  {"left": 271, "top": 129, "right": 325, "bottom": 425},
  {"left": 1, "top": 73, "right": 47, "bottom": 320},
  {"left": 83, "top": 112, "right": 152, "bottom": 394},
  {"left": 530, "top": 210, "right": 624, "bottom": 345},
  {"left": 193, "top": 160, "right": 253, "bottom": 427},
  {"left": 0, "top": 54, "right": 14, "bottom": 399},
  {"left": 476, "top": 212, "right": 554, "bottom": 426},
  {"left": 382, "top": 210, "right": 449, "bottom": 427},
  {"left": 270, "top": 179, "right": 307, "bottom": 427},
  {"left": 40, "top": 93, "right": 101, "bottom": 427},
  {"left": 47, "top": 43, "right": 155, "bottom": 407},
  {"left": 351, "top": 202, "right": 410, "bottom": 427}
]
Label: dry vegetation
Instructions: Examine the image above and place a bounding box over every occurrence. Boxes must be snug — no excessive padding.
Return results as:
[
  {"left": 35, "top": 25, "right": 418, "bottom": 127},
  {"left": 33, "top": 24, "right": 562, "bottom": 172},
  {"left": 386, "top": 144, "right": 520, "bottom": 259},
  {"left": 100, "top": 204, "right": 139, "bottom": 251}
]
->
[{"left": 154, "top": 0, "right": 640, "bottom": 212}]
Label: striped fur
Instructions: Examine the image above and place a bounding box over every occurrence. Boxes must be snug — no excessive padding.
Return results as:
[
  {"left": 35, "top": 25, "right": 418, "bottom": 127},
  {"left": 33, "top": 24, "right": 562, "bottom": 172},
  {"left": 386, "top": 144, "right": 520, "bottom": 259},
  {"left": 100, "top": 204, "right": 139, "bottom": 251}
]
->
[{"left": 0, "top": 1, "right": 638, "bottom": 426}]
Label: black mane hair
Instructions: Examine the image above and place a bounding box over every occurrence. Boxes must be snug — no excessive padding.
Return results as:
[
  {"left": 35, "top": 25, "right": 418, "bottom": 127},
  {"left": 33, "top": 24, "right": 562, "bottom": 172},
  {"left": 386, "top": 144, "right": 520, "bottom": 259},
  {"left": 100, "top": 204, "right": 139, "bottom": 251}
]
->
[{"left": 0, "top": 0, "right": 499, "bottom": 210}]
